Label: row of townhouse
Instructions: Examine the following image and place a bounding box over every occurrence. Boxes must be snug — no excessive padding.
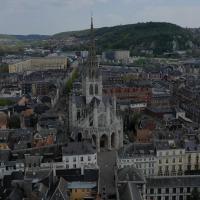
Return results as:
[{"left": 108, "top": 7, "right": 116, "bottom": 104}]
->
[
  {"left": 116, "top": 166, "right": 200, "bottom": 200},
  {"left": 0, "top": 141, "right": 98, "bottom": 180},
  {"left": 117, "top": 140, "right": 200, "bottom": 177}
]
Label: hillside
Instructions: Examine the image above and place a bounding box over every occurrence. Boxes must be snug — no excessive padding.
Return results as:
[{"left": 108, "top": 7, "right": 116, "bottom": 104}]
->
[
  {"left": 0, "top": 34, "right": 49, "bottom": 44},
  {"left": 0, "top": 22, "right": 200, "bottom": 56},
  {"left": 53, "top": 22, "right": 200, "bottom": 55}
]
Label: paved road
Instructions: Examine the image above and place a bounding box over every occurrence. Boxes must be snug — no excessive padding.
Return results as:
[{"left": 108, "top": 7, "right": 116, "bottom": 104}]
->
[{"left": 98, "top": 150, "right": 117, "bottom": 199}]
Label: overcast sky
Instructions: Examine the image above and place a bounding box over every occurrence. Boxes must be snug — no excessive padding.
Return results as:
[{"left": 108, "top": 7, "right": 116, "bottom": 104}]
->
[{"left": 0, "top": 0, "right": 199, "bottom": 35}]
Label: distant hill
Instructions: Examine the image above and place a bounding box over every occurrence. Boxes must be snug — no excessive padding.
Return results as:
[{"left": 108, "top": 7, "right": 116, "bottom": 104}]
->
[
  {"left": 1, "top": 22, "right": 200, "bottom": 56},
  {"left": 0, "top": 34, "right": 49, "bottom": 44},
  {"left": 53, "top": 22, "right": 200, "bottom": 55},
  {"left": 14, "top": 34, "right": 49, "bottom": 41}
]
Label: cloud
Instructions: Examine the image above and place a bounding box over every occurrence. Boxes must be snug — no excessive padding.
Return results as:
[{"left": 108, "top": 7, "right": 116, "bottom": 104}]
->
[{"left": 0, "top": 0, "right": 199, "bottom": 34}]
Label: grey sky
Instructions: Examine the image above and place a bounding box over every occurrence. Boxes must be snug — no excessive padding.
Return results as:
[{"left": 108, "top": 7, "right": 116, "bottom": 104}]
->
[{"left": 0, "top": 0, "right": 199, "bottom": 35}]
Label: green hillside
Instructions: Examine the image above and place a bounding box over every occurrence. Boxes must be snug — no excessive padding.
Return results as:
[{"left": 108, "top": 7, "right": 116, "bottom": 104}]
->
[{"left": 53, "top": 22, "right": 199, "bottom": 55}]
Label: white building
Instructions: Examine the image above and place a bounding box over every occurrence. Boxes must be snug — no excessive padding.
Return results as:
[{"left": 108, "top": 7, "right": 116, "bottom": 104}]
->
[
  {"left": 155, "top": 140, "right": 185, "bottom": 176},
  {"left": 117, "top": 143, "right": 157, "bottom": 177},
  {"left": 9, "top": 57, "right": 68, "bottom": 73},
  {"left": 62, "top": 142, "right": 98, "bottom": 169},
  {"left": 102, "top": 50, "right": 130, "bottom": 64},
  {"left": 0, "top": 161, "right": 24, "bottom": 179},
  {"left": 117, "top": 139, "right": 200, "bottom": 178}
]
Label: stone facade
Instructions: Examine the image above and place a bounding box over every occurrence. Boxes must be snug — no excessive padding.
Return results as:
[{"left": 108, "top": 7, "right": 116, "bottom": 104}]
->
[
  {"left": 9, "top": 57, "right": 68, "bottom": 73},
  {"left": 69, "top": 18, "right": 123, "bottom": 152}
]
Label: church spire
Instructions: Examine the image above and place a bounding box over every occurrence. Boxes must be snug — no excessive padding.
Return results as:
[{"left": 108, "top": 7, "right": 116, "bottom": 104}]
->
[{"left": 87, "top": 16, "right": 98, "bottom": 69}]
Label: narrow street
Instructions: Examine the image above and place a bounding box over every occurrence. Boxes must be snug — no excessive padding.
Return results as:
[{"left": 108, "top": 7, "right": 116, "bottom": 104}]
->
[{"left": 98, "top": 150, "right": 117, "bottom": 199}]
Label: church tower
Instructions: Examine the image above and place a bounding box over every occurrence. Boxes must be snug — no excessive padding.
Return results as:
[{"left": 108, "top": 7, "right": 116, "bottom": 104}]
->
[{"left": 82, "top": 17, "right": 102, "bottom": 104}]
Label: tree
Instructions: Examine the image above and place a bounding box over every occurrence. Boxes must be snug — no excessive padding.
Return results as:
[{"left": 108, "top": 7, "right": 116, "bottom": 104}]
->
[
  {"left": 0, "top": 63, "right": 9, "bottom": 73},
  {"left": 123, "top": 109, "right": 141, "bottom": 141},
  {"left": 190, "top": 188, "right": 200, "bottom": 200},
  {"left": 66, "top": 69, "right": 78, "bottom": 94},
  {"left": 9, "top": 115, "right": 21, "bottom": 129},
  {"left": 0, "top": 98, "right": 14, "bottom": 106}
]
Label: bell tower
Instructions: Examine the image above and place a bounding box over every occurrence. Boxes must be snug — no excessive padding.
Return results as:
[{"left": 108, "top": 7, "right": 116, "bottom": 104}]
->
[{"left": 82, "top": 17, "right": 102, "bottom": 104}]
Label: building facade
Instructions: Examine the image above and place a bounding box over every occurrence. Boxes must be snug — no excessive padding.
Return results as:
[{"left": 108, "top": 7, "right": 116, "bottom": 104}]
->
[
  {"left": 69, "top": 18, "right": 123, "bottom": 152},
  {"left": 9, "top": 57, "right": 68, "bottom": 73}
]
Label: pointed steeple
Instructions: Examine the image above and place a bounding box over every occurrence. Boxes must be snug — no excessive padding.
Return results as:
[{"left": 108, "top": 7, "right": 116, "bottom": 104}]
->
[
  {"left": 82, "top": 17, "right": 102, "bottom": 104},
  {"left": 87, "top": 16, "right": 98, "bottom": 69}
]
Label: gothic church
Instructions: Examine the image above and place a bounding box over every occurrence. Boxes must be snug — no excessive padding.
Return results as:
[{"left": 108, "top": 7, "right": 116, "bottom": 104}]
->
[{"left": 69, "top": 18, "right": 123, "bottom": 152}]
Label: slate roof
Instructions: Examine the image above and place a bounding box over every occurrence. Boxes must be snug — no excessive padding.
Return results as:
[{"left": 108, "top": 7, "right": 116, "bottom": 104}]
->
[
  {"left": 62, "top": 141, "right": 96, "bottom": 156},
  {"left": 118, "top": 182, "right": 143, "bottom": 200},
  {"left": 56, "top": 168, "right": 99, "bottom": 183},
  {"left": 50, "top": 177, "right": 69, "bottom": 200},
  {"left": 72, "top": 96, "right": 86, "bottom": 107},
  {"left": 146, "top": 176, "right": 200, "bottom": 188},
  {"left": 67, "top": 181, "right": 96, "bottom": 189},
  {"left": 8, "top": 188, "right": 24, "bottom": 200},
  {"left": 118, "top": 143, "right": 155, "bottom": 158}
]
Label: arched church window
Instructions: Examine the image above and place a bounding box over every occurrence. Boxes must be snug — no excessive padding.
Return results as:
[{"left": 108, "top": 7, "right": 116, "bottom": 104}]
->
[
  {"left": 89, "top": 84, "right": 93, "bottom": 95},
  {"left": 95, "top": 84, "right": 98, "bottom": 95}
]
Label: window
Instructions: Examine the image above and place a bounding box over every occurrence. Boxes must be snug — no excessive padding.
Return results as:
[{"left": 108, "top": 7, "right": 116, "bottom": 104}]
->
[
  {"left": 173, "top": 188, "right": 176, "bottom": 193},
  {"left": 166, "top": 188, "right": 169, "bottom": 194},
  {"left": 80, "top": 157, "right": 84, "bottom": 161},
  {"left": 187, "top": 188, "right": 190, "bottom": 193},
  {"left": 159, "top": 160, "right": 162, "bottom": 164},
  {"left": 73, "top": 157, "right": 76, "bottom": 162},
  {"left": 179, "top": 158, "right": 182, "bottom": 162},
  {"left": 73, "top": 164, "right": 76, "bottom": 168},
  {"left": 150, "top": 188, "right": 154, "bottom": 194},
  {"left": 166, "top": 159, "right": 168, "bottom": 164},
  {"left": 95, "top": 84, "right": 98, "bottom": 95},
  {"left": 88, "top": 156, "right": 91, "bottom": 161},
  {"left": 158, "top": 188, "right": 161, "bottom": 194},
  {"left": 172, "top": 196, "right": 176, "bottom": 200},
  {"left": 188, "top": 155, "right": 191, "bottom": 162},
  {"left": 180, "top": 188, "right": 183, "bottom": 193},
  {"left": 89, "top": 84, "right": 93, "bottom": 95},
  {"left": 173, "top": 158, "right": 176, "bottom": 163}
]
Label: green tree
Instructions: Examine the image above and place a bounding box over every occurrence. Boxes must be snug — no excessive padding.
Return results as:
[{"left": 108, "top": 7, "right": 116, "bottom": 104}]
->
[
  {"left": 0, "top": 64, "right": 9, "bottom": 73},
  {"left": 9, "top": 115, "right": 21, "bottom": 129},
  {"left": 190, "top": 188, "right": 200, "bottom": 200},
  {"left": 66, "top": 68, "right": 78, "bottom": 94},
  {"left": 0, "top": 98, "right": 14, "bottom": 106},
  {"left": 123, "top": 110, "right": 142, "bottom": 142}
]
